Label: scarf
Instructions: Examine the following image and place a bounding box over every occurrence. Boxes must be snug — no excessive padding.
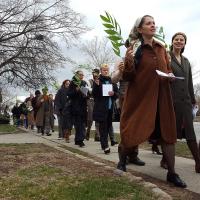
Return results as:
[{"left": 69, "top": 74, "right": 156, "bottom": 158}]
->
[{"left": 72, "top": 75, "right": 81, "bottom": 87}]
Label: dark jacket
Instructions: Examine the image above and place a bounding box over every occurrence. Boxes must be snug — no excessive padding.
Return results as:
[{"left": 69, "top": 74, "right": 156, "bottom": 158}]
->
[
  {"left": 170, "top": 52, "right": 196, "bottom": 139},
  {"left": 92, "top": 75, "right": 119, "bottom": 122},
  {"left": 67, "top": 80, "right": 87, "bottom": 120},
  {"left": 19, "top": 103, "right": 28, "bottom": 116},
  {"left": 11, "top": 105, "right": 21, "bottom": 118},
  {"left": 54, "top": 85, "right": 70, "bottom": 115}
]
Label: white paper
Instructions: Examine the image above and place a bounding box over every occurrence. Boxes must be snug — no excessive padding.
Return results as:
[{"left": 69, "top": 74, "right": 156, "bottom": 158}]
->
[
  {"left": 155, "top": 70, "right": 185, "bottom": 80},
  {"left": 192, "top": 105, "right": 199, "bottom": 118},
  {"left": 102, "top": 84, "right": 113, "bottom": 96},
  {"left": 80, "top": 86, "right": 89, "bottom": 96}
]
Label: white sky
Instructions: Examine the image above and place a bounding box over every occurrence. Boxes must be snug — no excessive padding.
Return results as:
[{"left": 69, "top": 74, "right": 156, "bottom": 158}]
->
[
  {"left": 67, "top": 0, "right": 200, "bottom": 83},
  {"left": 16, "top": 0, "right": 200, "bottom": 96}
]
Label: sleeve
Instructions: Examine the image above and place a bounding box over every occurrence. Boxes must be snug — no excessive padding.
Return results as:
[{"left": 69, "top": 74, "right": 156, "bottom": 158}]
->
[
  {"left": 67, "top": 82, "right": 79, "bottom": 98},
  {"left": 111, "top": 61, "right": 122, "bottom": 83},
  {"left": 188, "top": 63, "right": 196, "bottom": 104},
  {"left": 165, "top": 50, "right": 172, "bottom": 73},
  {"left": 112, "top": 83, "right": 119, "bottom": 101},
  {"left": 122, "top": 47, "right": 136, "bottom": 81},
  {"left": 54, "top": 90, "right": 62, "bottom": 111},
  {"left": 92, "top": 81, "right": 102, "bottom": 98}
]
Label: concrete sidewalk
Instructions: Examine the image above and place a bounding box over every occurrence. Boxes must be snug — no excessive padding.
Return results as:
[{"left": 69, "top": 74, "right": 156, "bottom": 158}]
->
[{"left": 0, "top": 129, "right": 200, "bottom": 194}]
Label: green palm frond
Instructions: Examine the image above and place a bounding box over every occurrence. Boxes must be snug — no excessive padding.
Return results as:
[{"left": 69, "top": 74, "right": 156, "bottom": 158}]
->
[
  {"left": 100, "top": 11, "right": 124, "bottom": 57},
  {"left": 153, "top": 26, "right": 169, "bottom": 49}
]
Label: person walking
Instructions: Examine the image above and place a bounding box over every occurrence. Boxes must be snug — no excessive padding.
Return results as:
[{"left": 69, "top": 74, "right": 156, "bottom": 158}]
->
[
  {"left": 118, "top": 15, "right": 186, "bottom": 188},
  {"left": 68, "top": 71, "right": 88, "bottom": 147},
  {"left": 11, "top": 103, "right": 21, "bottom": 126},
  {"left": 170, "top": 32, "right": 200, "bottom": 173},
  {"left": 85, "top": 69, "right": 101, "bottom": 141},
  {"left": 111, "top": 39, "right": 145, "bottom": 166},
  {"left": 92, "top": 64, "right": 119, "bottom": 154},
  {"left": 54, "top": 80, "right": 72, "bottom": 142},
  {"left": 35, "top": 87, "right": 52, "bottom": 136},
  {"left": 48, "top": 94, "right": 55, "bottom": 133},
  {"left": 32, "top": 90, "right": 42, "bottom": 133}
]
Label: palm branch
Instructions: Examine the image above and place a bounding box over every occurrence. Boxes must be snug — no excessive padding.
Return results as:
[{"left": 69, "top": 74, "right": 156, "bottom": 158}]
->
[{"left": 100, "top": 11, "right": 124, "bottom": 57}]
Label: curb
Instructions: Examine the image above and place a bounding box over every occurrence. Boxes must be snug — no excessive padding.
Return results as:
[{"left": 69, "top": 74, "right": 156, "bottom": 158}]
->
[{"left": 24, "top": 129, "right": 173, "bottom": 200}]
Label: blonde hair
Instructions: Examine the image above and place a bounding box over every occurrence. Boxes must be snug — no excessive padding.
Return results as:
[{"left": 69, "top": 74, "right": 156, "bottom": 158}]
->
[{"left": 100, "top": 63, "right": 109, "bottom": 69}]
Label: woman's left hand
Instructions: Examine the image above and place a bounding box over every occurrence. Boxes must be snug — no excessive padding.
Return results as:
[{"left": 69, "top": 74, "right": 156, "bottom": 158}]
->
[
  {"left": 108, "top": 91, "right": 114, "bottom": 96},
  {"left": 168, "top": 73, "right": 176, "bottom": 81}
]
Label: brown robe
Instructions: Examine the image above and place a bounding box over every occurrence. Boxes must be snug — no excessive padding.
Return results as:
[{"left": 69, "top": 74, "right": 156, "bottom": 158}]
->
[{"left": 120, "top": 40, "right": 177, "bottom": 148}]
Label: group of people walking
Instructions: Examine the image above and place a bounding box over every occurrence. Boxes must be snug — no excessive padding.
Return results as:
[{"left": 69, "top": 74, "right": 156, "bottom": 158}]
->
[
  {"left": 54, "top": 14, "right": 200, "bottom": 189},
  {"left": 11, "top": 14, "right": 200, "bottom": 189},
  {"left": 12, "top": 88, "right": 55, "bottom": 136},
  {"left": 54, "top": 66, "right": 119, "bottom": 151}
]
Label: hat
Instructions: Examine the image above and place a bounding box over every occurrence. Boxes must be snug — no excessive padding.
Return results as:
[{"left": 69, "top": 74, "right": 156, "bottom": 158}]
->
[
  {"left": 92, "top": 68, "right": 100, "bottom": 74},
  {"left": 35, "top": 90, "right": 41, "bottom": 95}
]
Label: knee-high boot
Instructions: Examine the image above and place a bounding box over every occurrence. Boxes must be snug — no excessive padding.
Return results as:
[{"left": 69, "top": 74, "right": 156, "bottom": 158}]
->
[
  {"left": 187, "top": 140, "right": 200, "bottom": 173},
  {"left": 117, "top": 145, "right": 127, "bottom": 172}
]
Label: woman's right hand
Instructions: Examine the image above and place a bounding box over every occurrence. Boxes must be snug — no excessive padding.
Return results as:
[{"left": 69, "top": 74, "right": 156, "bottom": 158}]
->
[
  {"left": 124, "top": 46, "right": 135, "bottom": 71},
  {"left": 125, "top": 47, "right": 134, "bottom": 59},
  {"left": 118, "top": 61, "right": 125, "bottom": 72},
  {"left": 94, "top": 79, "right": 100, "bottom": 85}
]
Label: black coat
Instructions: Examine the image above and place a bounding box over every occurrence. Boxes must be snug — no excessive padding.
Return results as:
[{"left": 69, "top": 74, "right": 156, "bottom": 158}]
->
[
  {"left": 67, "top": 80, "right": 87, "bottom": 120},
  {"left": 54, "top": 86, "right": 70, "bottom": 115},
  {"left": 92, "top": 75, "right": 119, "bottom": 122}
]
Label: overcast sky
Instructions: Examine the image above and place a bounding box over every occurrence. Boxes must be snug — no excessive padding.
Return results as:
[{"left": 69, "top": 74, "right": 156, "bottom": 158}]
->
[
  {"left": 68, "top": 0, "right": 200, "bottom": 82},
  {"left": 17, "top": 0, "right": 200, "bottom": 97}
]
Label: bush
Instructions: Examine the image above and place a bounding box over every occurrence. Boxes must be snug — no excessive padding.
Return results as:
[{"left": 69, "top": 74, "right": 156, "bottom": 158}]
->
[{"left": 0, "top": 114, "right": 10, "bottom": 124}]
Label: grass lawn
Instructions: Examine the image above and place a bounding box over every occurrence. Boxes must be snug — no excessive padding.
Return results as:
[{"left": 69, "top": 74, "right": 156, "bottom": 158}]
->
[
  {"left": 0, "top": 143, "right": 156, "bottom": 200},
  {"left": 0, "top": 124, "right": 17, "bottom": 133}
]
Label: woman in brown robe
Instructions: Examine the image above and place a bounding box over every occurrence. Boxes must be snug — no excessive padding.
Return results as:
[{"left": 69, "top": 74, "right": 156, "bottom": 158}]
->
[{"left": 118, "top": 15, "right": 186, "bottom": 188}]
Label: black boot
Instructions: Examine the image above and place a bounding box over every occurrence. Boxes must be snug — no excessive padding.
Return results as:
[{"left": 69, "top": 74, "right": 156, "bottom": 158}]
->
[
  {"left": 167, "top": 172, "right": 187, "bottom": 188},
  {"left": 152, "top": 143, "right": 162, "bottom": 155},
  {"left": 85, "top": 131, "right": 90, "bottom": 141},
  {"left": 117, "top": 150, "right": 127, "bottom": 172}
]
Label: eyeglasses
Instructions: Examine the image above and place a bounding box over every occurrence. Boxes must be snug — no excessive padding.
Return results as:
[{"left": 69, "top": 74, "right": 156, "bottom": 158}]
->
[{"left": 79, "top": 74, "right": 84, "bottom": 76}]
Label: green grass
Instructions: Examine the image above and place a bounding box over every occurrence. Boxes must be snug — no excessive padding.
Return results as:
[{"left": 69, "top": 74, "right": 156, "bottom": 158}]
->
[
  {"left": 139, "top": 141, "right": 193, "bottom": 159},
  {"left": 0, "top": 165, "right": 155, "bottom": 200},
  {"left": 59, "top": 144, "right": 91, "bottom": 157},
  {"left": 0, "top": 124, "right": 17, "bottom": 133}
]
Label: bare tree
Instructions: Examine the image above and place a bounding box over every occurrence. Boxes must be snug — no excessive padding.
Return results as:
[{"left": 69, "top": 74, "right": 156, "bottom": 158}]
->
[
  {"left": 0, "top": 0, "right": 89, "bottom": 89},
  {"left": 71, "top": 36, "right": 118, "bottom": 72}
]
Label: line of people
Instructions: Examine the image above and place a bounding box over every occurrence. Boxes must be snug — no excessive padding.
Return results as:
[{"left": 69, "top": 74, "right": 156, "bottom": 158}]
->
[
  {"left": 12, "top": 89, "right": 55, "bottom": 135},
  {"left": 54, "top": 67, "right": 119, "bottom": 151},
  {"left": 11, "top": 15, "right": 200, "bottom": 190}
]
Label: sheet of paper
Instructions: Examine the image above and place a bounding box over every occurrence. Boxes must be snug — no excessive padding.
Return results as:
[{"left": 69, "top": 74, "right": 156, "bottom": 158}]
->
[
  {"left": 80, "top": 86, "right": 89, "bottom": 96},
  {"left": 192, "top": 105, "right": 199, "bottom": 118},
  {"left": 102, "top": 84, "right": 113, "bottom": 96},
  {"left": 155, "top": 70, "right": 185, "bottom": 80}
]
